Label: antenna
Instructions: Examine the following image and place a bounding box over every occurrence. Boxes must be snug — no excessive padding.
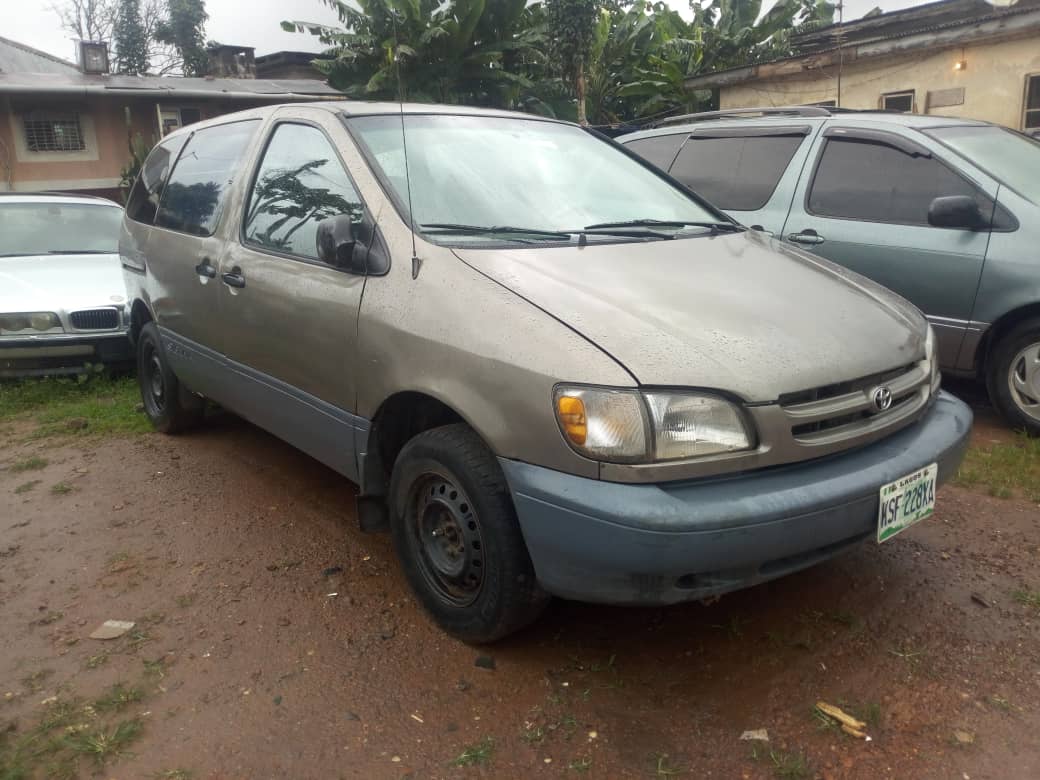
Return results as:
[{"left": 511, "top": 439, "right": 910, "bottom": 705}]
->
[
  {"left": 835, "top": 1, "right": 844, "bottom": 108},
  {"left": 390, "top": 10, "right": 421, "bottom": 279}
]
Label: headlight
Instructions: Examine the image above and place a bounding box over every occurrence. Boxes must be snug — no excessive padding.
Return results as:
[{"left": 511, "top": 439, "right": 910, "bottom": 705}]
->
[
  {"left": 925, "top": 325, "right": 940, "bottom": 388},
  {"left": 554, "top": 386, "right": 752, "bottom": 463},
  {"left": 0, "top": 312, "right": 63, "bottom": 335}
]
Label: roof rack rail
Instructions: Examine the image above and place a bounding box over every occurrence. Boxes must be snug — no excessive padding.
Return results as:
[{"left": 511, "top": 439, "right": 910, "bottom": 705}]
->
[{"left": 652, "top": 106, "right": 832, "bottom": 128}]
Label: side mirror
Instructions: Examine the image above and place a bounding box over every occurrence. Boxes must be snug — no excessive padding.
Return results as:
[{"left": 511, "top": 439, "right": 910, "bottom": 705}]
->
[
  {"left": 316, "top": 214, "right": 362, "bottom": 272},
  {"left": 928, "top": 195, "right": 987, "bottom": 230}
]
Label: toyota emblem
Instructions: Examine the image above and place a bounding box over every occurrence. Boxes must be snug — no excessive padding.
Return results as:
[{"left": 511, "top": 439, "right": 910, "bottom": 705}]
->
[{"left": 870, "top": 386, "right": 893, "bottom": 412}]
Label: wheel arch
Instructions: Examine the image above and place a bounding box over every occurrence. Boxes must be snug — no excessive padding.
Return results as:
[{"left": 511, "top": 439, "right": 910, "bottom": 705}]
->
[
  {"left": 128, "top": 299, "right": 154, "bottom": 347},
  {"left": 976, "top": 302, "right": 1040, "bottom": 374}
]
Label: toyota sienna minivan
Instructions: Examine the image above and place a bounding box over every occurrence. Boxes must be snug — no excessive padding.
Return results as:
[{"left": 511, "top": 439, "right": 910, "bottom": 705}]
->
[{"left": 120, "top": 102, "right": 972, "bottom": 642}]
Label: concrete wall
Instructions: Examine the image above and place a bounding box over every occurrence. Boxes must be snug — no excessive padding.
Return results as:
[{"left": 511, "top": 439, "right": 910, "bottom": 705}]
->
[{"left": 719, "top": 36, "right": 1040, "bottom": 130}]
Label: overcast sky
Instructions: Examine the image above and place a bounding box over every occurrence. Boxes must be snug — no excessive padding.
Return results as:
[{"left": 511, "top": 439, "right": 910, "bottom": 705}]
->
[{"left": 7, "top": 0, "right": 925, "bottom": 64}]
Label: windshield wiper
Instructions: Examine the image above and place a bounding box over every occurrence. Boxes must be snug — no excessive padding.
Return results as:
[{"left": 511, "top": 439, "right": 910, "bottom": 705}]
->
[
  {"left": 583, "top": 219, "right": 744, "bottom": 233},
  {"left": 420, "top": 223, "right": 571, "bottom": 241}
]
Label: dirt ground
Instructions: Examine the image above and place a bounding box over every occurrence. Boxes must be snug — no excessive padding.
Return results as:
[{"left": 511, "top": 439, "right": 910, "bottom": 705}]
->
[{"left": 2, "top": 380, "right": 1039, "bottom": 779}]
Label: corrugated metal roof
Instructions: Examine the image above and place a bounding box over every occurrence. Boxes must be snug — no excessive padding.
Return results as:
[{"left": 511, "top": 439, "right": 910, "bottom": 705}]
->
[
  {"left": 0, "top": 71, "right": 342, "bottom": 99},
  {"left": 0, "top": 35, "right": 79, "bottom": 75}
]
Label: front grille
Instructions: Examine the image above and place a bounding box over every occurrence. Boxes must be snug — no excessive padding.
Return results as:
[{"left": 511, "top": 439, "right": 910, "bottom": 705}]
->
[
  {"left": 781, "top": 361, "right": 930, "bottom": 446},
  {"left": 70, "top": 308, "right": 119, "bottom": 331}
]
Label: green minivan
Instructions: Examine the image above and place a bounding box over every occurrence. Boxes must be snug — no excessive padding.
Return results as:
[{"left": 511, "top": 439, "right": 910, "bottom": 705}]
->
[{"left": 622, "top": 107, "right": 1040, "bottom": 434}]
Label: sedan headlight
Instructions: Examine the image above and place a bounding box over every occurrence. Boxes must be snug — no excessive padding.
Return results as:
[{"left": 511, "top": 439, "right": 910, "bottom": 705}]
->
[
  {"left": 0, "top": 312, "right": 63, "bottom": 335},
  {"left": 554, "top": 385, "right": 752, "bottom": 463}
]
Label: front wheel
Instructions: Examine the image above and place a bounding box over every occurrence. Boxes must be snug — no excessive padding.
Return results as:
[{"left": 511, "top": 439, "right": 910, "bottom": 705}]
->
[
  {"left": 389, "top": 424, "right": 549, "bottom": 642},
  {"left": 987, "top": 319, "right": 1040, "bottom": 436},
  {"left": 136, "top": 322, "right": 204, "bottom": 434}
]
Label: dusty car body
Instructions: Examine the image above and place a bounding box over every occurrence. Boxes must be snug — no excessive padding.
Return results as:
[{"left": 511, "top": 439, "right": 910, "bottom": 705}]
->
[
  {"left": 120, "top": 102, "right": 972, "bottom": 641},
  {"left": 0, "top": 194, "right": 131, "bottom": 377}
]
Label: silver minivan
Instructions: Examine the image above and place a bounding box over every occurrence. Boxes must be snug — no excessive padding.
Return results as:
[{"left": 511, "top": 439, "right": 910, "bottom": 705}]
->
[{"left": 120, "top": 103, "right": 972, "bottom": 641}]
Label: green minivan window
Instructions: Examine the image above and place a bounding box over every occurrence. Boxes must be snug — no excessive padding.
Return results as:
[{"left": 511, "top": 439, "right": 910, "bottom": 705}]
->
[{"left": 926, "top": 125, "right": 1040, "bottom": 204}]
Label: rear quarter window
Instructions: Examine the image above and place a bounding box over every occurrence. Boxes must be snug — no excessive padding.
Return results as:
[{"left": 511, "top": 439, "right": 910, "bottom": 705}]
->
[
  {"left": 669, "top": 134, "right": 804, "bottom": 211},
  {"left": 155, "top": 120, "right": 259, "bottom": 237},
  {"left": 125, "top": 135, "right": 187, "bottom": 225}
]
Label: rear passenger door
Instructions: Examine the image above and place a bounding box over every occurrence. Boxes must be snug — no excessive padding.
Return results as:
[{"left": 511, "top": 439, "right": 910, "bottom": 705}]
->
[
  {"left": 783, "top": 126, "right": 995, "bottom": 367},
  {"left": 143, "top": 119, "right": 260, "bottom": 393},
  {"left": 626, "top": 125, "right": 816, "bottom": 232}
]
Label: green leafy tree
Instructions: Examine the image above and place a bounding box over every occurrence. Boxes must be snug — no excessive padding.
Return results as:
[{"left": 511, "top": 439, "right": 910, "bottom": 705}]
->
[
  {"left": 155, "top": 0, "right": 208, "bottom": 76},
  {"left": 284, "top": 0, "right": 547, "bottom": 109},
  {"left": 544, "top": 0, "right": 601, "bottom": 125},
  {"left": 113, "top": 0, "right": 150, "bottom": 74}
]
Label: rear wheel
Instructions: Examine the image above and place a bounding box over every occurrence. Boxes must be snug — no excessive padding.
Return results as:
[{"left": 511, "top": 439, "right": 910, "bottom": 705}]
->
[
  {"left": 389, "top": 424, "right": 549, "bottom": 642},
  {"left": 136, "top": 322, "right": 204, "bottom": 434},
  {"left": 987, "top": 319, "right": 1040, "bottom": 435}
]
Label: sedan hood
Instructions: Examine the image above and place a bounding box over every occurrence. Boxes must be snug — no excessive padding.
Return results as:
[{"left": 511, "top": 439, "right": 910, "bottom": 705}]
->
[
  {"left": 0, "top": 253, "right": 127, "bottom": 313},
  {"left": 454, "top": 231, "right": 926, "bottom": 402}
]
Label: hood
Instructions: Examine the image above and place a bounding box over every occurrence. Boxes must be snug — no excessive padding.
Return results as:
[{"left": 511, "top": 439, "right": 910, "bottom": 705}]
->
[
  {"left": 454, "top": 231, "right": 927, "bottom": 402},
  {"left": 0, "top": 253, "right": 127, "bottom": 314}
]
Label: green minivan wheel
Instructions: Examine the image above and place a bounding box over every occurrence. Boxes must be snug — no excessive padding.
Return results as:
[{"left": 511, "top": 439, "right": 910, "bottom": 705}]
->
[
  {"left": 988, "top": 319, "right": 1040, "bottom": 436},
  {"left": 389, "top": 424, "right": 549, "bottom": 642}
]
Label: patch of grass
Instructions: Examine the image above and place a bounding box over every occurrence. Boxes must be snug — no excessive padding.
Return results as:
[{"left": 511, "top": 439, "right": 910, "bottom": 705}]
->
[
  {"left": 9, "top": 456, "right": 48, "bottom": 473},
  {"left": 520, "top": 725, "right": 545, "bottom": 745},
  {"left": 568, "top": 756, "right": 592, "bottom": 772},
  {"left": 451, "top": 736, "right": 494, "bottom": 767},
  {"left": 142, "top": 657, "right": 167, "bottom": 678},
  {"left": 21, "top": 668, "right": 54, "bottom": 694},
  {"left": 85, "top": 653, "right": 109, "bottom": 670},
  {"left": 769, "top": 749, "right": 809, "bottom": 779},
  {"left": 66, "top": 717, "right": 143, "bottom": 764},
  {"left": 94, "top": 683, "right": 143, "bottom": 713},
  {"left": 652, "top": 753, "right": 685, "bottom": 776},
  {"left": 1013, "top": 589, "right": 1040, "bottom": 610},
  {"left": 13, "top": 480, "right": 41, "bottom": 494},
  {"left": 955, "top": 433, "right": 1040, "bottom": 502},
  {"left": 0, "top": 375, "right": 149, "bottom": 438},
  {"left": 50, "top": 483, "right": 73, "bottom": 495}
]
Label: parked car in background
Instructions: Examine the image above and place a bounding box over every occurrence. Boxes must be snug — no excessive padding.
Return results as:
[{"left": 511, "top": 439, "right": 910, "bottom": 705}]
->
[
  {"left": 121, "top": 102, "right": 971, "bottom": 642},
  {"left": 0, "top": 194, "right": 131, "bottom": 377},
  {"left": 621, "top": 107, "right": 1040, "bottom": 434}
]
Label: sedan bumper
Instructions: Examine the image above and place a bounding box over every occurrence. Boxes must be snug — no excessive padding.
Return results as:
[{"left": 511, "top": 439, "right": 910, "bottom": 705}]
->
[
  {"left": 500, "top": 391, "right": 972, "bottom": 605},
  {"left": 0, "top": 332, "right": 133, "bottom": 377}
]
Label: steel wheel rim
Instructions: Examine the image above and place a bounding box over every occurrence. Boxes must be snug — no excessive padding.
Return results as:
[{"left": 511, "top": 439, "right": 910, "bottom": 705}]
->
[
  {"left": 1008, "top": 341, "right": 1040, "bottom": 424},
  {"left": 409, "top": 472, "right": 484, "bottom": 607},
  {"left": 145, "top": 345, "right": 166, "bottom": 413}
]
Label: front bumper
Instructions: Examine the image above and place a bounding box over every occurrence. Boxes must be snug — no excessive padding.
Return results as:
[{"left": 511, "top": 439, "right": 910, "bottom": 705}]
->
[
  {"left": 0, "top": 332, "right": 133, "bottom": 377},
  {"left": 501, "top": 391, "right": 972, "bottom": 605}
]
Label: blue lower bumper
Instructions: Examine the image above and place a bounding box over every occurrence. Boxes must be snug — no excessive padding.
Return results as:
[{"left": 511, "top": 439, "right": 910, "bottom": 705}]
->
[{"left": 500, "top": 391, "right": 972, "bottom": 605}]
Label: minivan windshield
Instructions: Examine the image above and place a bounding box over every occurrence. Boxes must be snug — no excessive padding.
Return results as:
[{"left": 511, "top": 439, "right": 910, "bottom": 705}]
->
[
  {"left": 925, "top": 125, "right": 1040, "bottom": 204},
  {"left": 0, "top": 202, "right": 122, "bottom": 257},
  {"left": 349, "top": 114, "right": 726, "bottom": 242}
]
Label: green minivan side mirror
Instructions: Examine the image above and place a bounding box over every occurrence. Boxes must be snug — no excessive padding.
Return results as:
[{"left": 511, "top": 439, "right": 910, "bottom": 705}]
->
[{"left": 927, "top": 195, "right": 987, "bottom": 230}]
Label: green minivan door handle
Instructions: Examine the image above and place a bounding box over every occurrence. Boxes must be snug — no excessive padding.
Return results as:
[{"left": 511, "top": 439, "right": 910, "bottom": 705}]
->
[{"left": 787, "top": 229, "right": 825, "bottom": 246}]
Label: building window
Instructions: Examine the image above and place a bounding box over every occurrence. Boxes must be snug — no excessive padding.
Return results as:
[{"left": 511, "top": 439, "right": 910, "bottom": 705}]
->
[
  {"left": 882, "top": 91, "right": 915, "bottom": 113},
  {"left": 159, "top": 107, "right": 203, "bottom": 136},
  {"left": 1025, "top": 74, "right": 1040, "bottom": 130},
  {"left": 22, "top": 111, "right": 86, "bottom": 152}
]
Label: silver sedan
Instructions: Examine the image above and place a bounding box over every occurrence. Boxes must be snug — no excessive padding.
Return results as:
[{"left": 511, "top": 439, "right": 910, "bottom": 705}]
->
[{"left": 0, "top": 193, "right": 131, "bottom": 377}]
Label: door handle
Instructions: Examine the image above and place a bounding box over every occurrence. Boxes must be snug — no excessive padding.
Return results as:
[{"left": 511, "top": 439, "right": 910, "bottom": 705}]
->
[
  {"left": 221, "top": 269, "right": 246, "bottom": 289},
  {"left": 786, "top": 229, "right": 825, "bottom": 246},
  {"left": 194, "top": 259, "right": 217, "bottom": 279}
]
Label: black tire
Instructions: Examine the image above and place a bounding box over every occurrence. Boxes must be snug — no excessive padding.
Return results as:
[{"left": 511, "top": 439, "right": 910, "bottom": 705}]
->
[
  {"left": 136, "top": 322, "right": 204, "bottom": 434},
  {"left": 987, "top": 318, "right": 1040, "bottom": 436},
  {"left": 389, "top": 424, "right": 549, "bottom": 642}
]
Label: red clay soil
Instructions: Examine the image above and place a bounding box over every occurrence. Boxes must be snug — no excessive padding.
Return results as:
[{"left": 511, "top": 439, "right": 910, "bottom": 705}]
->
[{"left": 2, "top": 401, "right": 1039, "bottom": 779}]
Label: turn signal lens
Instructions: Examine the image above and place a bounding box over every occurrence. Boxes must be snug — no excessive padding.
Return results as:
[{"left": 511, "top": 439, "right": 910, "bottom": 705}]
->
[{"left": 557, "top": 395, "right": 587, "bottom": 445}]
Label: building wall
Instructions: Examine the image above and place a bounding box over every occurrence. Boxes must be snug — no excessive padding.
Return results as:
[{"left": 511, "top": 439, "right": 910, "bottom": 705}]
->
[{"left": 719, "top": 35, "right": 1040, "bottom": 130}]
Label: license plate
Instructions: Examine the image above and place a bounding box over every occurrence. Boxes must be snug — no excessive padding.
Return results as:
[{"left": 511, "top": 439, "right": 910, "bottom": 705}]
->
[{"left": 877, "top": 463, "right": 938, "bottom": 543}]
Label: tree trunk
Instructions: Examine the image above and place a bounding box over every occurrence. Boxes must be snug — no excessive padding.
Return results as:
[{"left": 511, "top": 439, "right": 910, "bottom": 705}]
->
[{"left": 576, "top": 60, "right": 588, "bottom": 126}]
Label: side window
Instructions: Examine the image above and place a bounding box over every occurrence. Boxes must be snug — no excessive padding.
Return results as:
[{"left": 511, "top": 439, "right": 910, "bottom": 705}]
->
[
  {"left": 243, "top": 123, "right": 363, "bottom": 261},
  {"left": 623, "top": 134, "right": 685, "bottom": 171},
  {"left": 156, "top": 120, "right": 259, "bottom": 236},
  {"left": 808, "top": 137, "right": 980, "bottom": 225},
  {"left": 669, "top": 134, "right": 804, "bottom": 211},
  {"left": 125, "top": 135, "right": 187, "bottom": 224}
]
